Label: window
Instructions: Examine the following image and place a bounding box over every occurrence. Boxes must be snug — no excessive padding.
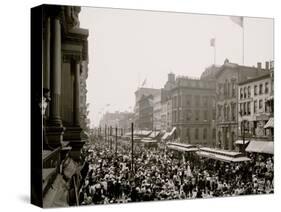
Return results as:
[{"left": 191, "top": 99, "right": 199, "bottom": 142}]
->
[
  {"left": 203, "top": 128, "right": 207, "bottom": 140},
  {"left": 195, "top": 110, "right": 199, "bottom": 121},
  {"left": 265, "top": 82, "right": 269, "bottom": 94},
  {"left": 231, "top": 103, "right": 236, "bottom": 121},
  {"left": 240, "top": 103, "right": 243, "bottom": 116},
  {"left": 178, "top": 95, "right": 181, "bottom": 107},
  {"left": 204, "top": 110, "right": 208, "bottom": 120},
  {"left": 212, "top": 109, "right": 216, "bottom": 120},
  {"left": 247, "top": 102, "right": 251, "bottom": 115},
  {"left": 186, "top": 128, "right": 190, "bottom": 138},
  {"left": 212, "top": 128, "right": 216, "bottom": 139},
  {"left": 254, "top": 85, "right": 258, "bottom": 96},
  {"left": 195, "top": 96, "right": 200, "bottom": 107},
  {"left": 203, "top": 96, "right": 208, "bottom": 107},
  {"left": 259, "top": 84, "right": 263, "bottom": 95},
  {"left": 259, "top": 99, "right": 263, "bottom": 109},
  {"left": 244, "top": 87, "right": 247, "bottom": 98},
  {"left": 254, "top": 101, "right": 257, "bottom": 113},
  {"left": 186, "top": 95, "right": 191, "bottom": 106},
  {"left": 243, "top": 102, "right": 247, "bottom": 115},
  {"left": 248, "top": 86, "right": 251, "bottom": 98},
  {"left": 232, "top": 82, "right": 236, "bottom": 98},
  {"left": 240, "top": 88, "right": 243, "bottom": 99},
  {"left": 186, "top": 110, "right": 191, "bottom": 121},
  {"left": 195, "top": 128, "right": 199, "bottom": 140}
]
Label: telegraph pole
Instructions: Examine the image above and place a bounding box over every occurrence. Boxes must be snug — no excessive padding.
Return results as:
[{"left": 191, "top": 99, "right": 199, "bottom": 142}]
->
[
  {"left": 115, "top": 126, "right": 118, "bottom": 157},
  {"left": 131, "top": 122, "right": 134, "bottom": 173}
]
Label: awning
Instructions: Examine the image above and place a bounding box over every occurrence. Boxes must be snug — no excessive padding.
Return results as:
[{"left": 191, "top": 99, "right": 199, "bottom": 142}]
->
[
  {"left": 246, "top": 140, "right": 274, "bottom": 154},
  {"left": 196, "top": 151, "right": 251, "bottom": 163},
  {"left": 141, "top": 138, "right": 157, "bottom": 143},
  {"left": 149, "top": 131, "right": 160, "bottom": 138},
  {"left": 235, "top": 140, "right": 250, "bottom": 145},
  {"left": 167, "top": 145, "right": 198, "bottom": 152},
  {"left": 162, "top": 132, "right": 170, "bottom": 140},
  {"left": 264, "top": 117, "right": 274, "bottom": 129},
  {"left": 170, "top": 127, "right": 176, "bottom": 136}
]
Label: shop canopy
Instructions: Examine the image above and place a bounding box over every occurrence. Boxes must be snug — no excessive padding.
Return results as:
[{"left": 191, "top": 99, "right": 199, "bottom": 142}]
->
[
  {"left": 196, "top": 147, "right": 251, "bottom": 163},
  {"left": 162, "top": 127, "right": 177, "bottom": 141},
  {"left": 196, "top": 151, "right": 251, "bottom": 163},
  {"left": 141, "top": 138, "right": 158, "bottom": 143},
  {"left": 167, "top": 142, "right": 198, "bottom": 152},
  {"left": 246, "top": 140, "right": 274, "bottom": 154},
  {"left": 235, "top": 140, "right": 250, "bottom": 145},
  {"left": 264, "top": 117, "right": 274, "bottom": 129},
  {"left": 149, "top": 131, "right": 160, "bottom": 138}
]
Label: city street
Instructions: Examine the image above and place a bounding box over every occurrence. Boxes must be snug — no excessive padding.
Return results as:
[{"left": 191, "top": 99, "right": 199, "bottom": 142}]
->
[{"left": 78, "top": 134, "right": 274, "bottom": 205}]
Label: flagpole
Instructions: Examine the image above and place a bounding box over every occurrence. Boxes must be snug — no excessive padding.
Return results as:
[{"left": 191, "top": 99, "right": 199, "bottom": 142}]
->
[
  {"left": 214, "top": 38, "right": 216, "bottom": 65},
  {"left": 242, "top": 24, "right": 244, "bottom": 65}
]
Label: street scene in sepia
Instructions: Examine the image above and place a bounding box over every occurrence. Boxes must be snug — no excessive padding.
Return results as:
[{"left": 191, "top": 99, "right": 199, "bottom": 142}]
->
[{"left": 40, "top": 5, "right": 274, "bottom": 207}]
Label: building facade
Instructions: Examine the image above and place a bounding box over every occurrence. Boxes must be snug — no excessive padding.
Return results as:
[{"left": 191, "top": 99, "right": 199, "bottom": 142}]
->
[
  {"left": 238, "top": 70, "right": 273, "bottom": 142},
  {"left": 153, "top": 90, "right": 162, "bottom": 130},
  {"left": 134, "top": 87, "right": 160, "bottom": 129},
  {"left": 138, "top": 94, "right": 154, "bottom": 130},
  {"left": 214, "top": 59, "right": 270, "bottom": 151},
  {"left": 39, "top": 5, "right": 89, "bottom": 207},
  {"left": 170, "top": 76, "right": 216, "bottom": 146}
]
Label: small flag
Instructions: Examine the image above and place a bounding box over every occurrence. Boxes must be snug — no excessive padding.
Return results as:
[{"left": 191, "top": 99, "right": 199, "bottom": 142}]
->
[
  {"left": 210, "top": 38, "right": 215, "bottom": 47},
  {"left": 230, "top": 16, "right": 244, "bottom": 28},
  {"left": 141, "top": 78, "right": 147, "bottom": 87}
]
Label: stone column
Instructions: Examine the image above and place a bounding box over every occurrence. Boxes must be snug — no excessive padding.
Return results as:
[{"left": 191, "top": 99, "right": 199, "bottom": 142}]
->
[
  {"left": 46, "top": 16, "right": 64, "bottom": 147},
  {"left": 43, "top": 17, "right": 50, "bottom": 118},
  {"left": 73, "top": 61, "right": 80, "bottom": 126},
  {"left": 49, "top": 17, "right": 62, "bottom": 126},
  {"left": 43, "top": 17, "right": 50, "bottom": 90}
]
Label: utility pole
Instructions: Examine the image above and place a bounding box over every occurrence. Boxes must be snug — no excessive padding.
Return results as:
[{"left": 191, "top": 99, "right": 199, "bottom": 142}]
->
[
  {"left": 131, "top": 122, "right": 134, "bottom": 173},
  {"left": 105, "top": 124, "right": 107, "bottom": 143},
  {"left": 115, "top": 126, "right": 118, "bottom": 157}
]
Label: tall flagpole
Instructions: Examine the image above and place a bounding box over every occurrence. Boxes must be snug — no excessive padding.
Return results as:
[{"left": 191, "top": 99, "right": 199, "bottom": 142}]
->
[
  {"left": 214, "top": 37, "right": 216, "bottom": 65},
  {"left": 242, "top": 23, "right": 244, "bottom": 65}
]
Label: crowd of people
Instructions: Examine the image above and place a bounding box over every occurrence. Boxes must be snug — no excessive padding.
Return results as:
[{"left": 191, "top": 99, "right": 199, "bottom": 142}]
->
[{"left": 79, "top": 138, "right": 274, "bottom": 205}]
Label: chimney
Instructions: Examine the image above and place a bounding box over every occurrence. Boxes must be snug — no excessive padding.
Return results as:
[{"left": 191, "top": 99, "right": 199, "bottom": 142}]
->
[
  {"left": 257, "top": 62, "right": 262, "bottom": 71},
  {"left": 265, "top": 61, "right": 269, "bottom": 70}
]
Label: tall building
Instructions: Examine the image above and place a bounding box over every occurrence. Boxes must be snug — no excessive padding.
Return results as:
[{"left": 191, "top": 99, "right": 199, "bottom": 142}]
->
[
  {"left": 134, "top": 87, "right": 160, "bottom": 129},
  {"left": 33, "top": 5, "right": 89, "bottom": 207},
  {"left": 212, "top": 59, "right": 270, "bottom": 151},
  {"left": 138, "top": 94, "right": 154, "bottom": 130},
  {"left": 153, "top": 90, "right": 162, "bottom": 130},
  {"left": 169, "top": 76, "right": 216, "bottom": 146},
  {"left": 160, "top": 73, "right": 175, "bottom": 132},
  {"left": 238, "top": 62, "right": 274, "bottom": 146}
]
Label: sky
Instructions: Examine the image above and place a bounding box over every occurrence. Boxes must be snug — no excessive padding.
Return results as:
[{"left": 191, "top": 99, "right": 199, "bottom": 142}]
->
[{"left": 79, "top": 7, "right": 273, "bottom": 127}]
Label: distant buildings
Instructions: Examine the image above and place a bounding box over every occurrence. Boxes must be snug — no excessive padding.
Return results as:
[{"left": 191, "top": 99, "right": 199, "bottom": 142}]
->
[
  {"left": 169, "top": 76, "right": 216, "bottom": 146},
  {"left": 99, "top": 111, "right": 134, "bottom": 132},
  {"left": 134, "top": 87, "right": 161, "bottom": 130},
  {"left": 131, "top": 59, "right": 274, "bottom": 154}
]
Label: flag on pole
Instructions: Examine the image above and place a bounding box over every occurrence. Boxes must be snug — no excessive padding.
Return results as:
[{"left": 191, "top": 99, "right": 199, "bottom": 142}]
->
[
  {"left": 230, "top": 16, "right": 244, "bottom": 27},
  {"left": 210, "top": 38, "right": 215, "bottom": 47},
  {"left": 141, "top": 78, "right": 147, "bottom": 87}
]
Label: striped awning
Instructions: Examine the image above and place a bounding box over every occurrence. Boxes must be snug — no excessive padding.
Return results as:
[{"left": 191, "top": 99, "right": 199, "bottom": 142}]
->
[{"left": 264, "top": 117, "right": 274, "bottom": 129}]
